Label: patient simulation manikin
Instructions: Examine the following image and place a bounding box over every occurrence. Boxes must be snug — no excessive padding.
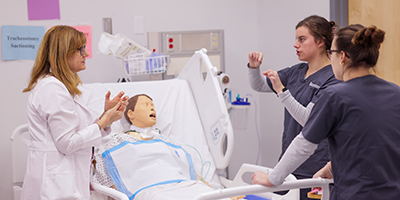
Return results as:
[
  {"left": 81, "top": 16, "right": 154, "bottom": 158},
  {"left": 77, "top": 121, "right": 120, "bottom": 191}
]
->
[{"left": 92, "top": 94, "right": 219, "bottom": 200}]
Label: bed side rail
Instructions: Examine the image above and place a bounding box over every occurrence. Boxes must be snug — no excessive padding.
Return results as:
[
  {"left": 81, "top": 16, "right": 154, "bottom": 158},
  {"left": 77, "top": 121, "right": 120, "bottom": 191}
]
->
[{"left": 194, "top": 177, "right": 333, "bottom": 200}]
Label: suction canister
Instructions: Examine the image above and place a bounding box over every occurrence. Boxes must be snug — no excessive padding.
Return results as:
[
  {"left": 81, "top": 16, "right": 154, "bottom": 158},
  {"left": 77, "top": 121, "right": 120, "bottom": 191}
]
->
[{"left": 231, "top": 95, "right": 250, "bottom": 130}]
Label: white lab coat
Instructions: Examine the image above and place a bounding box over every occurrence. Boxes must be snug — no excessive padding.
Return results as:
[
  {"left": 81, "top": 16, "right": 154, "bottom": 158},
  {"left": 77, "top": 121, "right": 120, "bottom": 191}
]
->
[{"left": 21, "top": 76, "right": 105, "bottom": 200}]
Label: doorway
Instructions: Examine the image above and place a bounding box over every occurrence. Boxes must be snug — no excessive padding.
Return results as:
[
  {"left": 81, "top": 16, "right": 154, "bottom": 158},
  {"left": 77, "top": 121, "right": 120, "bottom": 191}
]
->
[{"left": 331, "top": 0, "right": 400, "bottom": 86}]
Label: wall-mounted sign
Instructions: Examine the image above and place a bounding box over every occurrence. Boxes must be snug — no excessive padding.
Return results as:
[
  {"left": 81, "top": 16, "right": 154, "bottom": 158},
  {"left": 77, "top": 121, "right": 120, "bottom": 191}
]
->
[
  {"left": 2, "top": 25, "right": 45, "bottom": 60},
  {"left": 28, "top": 0, "right": 60, "bottom": 20}
]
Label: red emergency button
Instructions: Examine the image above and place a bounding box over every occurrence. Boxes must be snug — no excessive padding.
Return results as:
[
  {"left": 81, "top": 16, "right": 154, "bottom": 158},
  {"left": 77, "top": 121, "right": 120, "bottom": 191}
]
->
[
  {"left": 169, "top": 38, "right": 173, "bottom": 43},
  {"left": 169, "top": 44, "right": 174, "bottom": 49}
]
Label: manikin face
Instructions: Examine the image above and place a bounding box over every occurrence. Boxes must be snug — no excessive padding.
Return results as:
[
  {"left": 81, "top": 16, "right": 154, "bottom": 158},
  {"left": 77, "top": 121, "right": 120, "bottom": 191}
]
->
[
  {"left": 293, "top": 26, "right": 322, "bottom": 62},
  {"left": 127, "top": 96, "right": 157, "bottom": 128},
  {"left": 67, "top": 45, "right": 89, "bottom": 73}
]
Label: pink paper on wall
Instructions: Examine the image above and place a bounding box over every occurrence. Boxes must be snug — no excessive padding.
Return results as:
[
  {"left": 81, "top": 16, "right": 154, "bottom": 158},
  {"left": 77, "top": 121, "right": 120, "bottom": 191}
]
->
[
  {"left": 27, "top": 0, "right": 60, "bottom": 20},
  {"left": 72, "top": 25, "right": 92, "bottom": 58}
]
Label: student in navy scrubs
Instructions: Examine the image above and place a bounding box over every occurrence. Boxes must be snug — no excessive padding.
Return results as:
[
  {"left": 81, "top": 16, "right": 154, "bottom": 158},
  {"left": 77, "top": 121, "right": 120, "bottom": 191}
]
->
[
  {"left": 247, "top": 15, "right": 340, "bottom": 199},
  {"left": 252, "top": 24, "right": 400, "bottom": 200}
]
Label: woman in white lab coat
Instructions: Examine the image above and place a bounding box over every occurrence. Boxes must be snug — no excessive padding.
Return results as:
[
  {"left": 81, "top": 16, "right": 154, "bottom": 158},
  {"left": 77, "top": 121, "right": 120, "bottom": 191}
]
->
[{"left": 21, "top": 25, "right": 129, "bottom": 200}]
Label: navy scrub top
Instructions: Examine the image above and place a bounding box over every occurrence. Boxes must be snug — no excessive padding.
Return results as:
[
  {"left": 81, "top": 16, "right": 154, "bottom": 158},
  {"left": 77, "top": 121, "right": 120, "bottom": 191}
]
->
[
  {"left": 303, "top": 75, "right": 400, "bottom": 199},
  {"left": 267, "top": 63, "right": 340, "bottom": 177}
]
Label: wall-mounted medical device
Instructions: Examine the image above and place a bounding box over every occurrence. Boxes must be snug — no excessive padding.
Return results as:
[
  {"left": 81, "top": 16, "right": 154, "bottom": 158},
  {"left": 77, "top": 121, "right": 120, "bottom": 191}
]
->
[
  {"left": 147, "top": 30, "right": 225, "bottom": 79},
  {"left": 231, "top": 95, "right": 250, "bottom": 130}
]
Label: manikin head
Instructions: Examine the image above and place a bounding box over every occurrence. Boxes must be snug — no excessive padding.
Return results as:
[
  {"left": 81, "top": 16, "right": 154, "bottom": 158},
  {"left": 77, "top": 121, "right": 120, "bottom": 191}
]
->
[{"left": 124, "top": 94, "right": 156, "bottom": 128}]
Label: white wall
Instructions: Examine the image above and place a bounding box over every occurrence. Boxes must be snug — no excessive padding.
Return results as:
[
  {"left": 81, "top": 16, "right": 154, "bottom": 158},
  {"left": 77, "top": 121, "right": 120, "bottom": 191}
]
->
[{"left": 0, "top": 0, "right": 329, "bottom": 199}]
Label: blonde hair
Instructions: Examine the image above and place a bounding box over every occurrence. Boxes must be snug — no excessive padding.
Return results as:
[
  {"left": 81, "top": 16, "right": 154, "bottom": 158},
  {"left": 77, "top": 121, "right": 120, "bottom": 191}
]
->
[{"left": 23, "top": 25, "right": 87, "bottom": 96}]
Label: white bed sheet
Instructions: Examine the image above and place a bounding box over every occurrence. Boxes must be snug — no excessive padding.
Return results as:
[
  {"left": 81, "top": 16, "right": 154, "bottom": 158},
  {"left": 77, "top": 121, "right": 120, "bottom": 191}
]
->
[
  {"left": 79, "top": 78, "right": 222, "bottom": 188},
  {"left": 134, "top": 180, "right": 228, "bottom": 200}
]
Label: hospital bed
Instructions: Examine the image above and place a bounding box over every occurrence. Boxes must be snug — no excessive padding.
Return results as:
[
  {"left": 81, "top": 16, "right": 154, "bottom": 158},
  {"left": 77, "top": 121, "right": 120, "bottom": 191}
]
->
[{"left": 10, "top": 48, "right": 332, "bottom": 200}]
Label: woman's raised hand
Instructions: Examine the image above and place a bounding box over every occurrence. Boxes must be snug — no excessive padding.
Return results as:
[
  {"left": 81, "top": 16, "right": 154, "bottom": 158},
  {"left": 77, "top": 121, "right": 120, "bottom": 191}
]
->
[
  {"left": 263, "top": 69, "right": 285, "bottom": 93},
  {"left": 97, "top": 91, "right": 129, "bottom": 129},
  {"left": 248, "top": 52, "right": 263, "bottom": 68},
  {"left": 104, "top": 91, "right": 129, "bottom": 112}
]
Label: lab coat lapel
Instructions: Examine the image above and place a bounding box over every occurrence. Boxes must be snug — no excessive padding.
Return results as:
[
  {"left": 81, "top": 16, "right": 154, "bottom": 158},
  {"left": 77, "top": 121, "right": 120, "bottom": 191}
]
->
[{"left": 73, "top": 95, "right": 93, "bottom": 121}]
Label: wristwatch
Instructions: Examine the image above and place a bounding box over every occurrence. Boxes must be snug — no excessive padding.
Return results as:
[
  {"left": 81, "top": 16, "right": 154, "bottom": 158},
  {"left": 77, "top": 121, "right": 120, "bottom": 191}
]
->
[
  {"left": 247, "top": 63, "right": 258, "bottom": 68},
  {"left": 277, "top": 87, "right": 287, "bottom": 97}
]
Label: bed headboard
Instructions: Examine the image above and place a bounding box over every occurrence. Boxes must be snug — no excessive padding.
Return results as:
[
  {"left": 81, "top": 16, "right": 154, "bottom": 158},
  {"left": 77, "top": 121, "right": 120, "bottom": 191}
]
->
[{"left": 177, "top": 48, "right": 234, "bottom": 169}]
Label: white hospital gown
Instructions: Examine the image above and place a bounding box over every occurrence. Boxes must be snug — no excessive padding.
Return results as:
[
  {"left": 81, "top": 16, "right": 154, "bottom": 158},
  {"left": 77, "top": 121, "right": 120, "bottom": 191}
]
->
[
  {"left": 92, "top": 132, "right": 230, "bottom": 200},
  {"left": 93, "top": 133, "right": 143, "bottom": 187}
]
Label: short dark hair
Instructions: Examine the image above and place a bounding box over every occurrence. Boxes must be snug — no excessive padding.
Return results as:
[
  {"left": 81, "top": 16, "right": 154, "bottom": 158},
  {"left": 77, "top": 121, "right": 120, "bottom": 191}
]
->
[{"left": 124, "top": 94, "right": 153, "bottom": 124}]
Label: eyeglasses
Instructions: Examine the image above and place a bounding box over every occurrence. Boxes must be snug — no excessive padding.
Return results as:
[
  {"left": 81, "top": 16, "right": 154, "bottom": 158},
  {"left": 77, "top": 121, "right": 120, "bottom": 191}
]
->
[
  {"left": 327, "top": 49, "right": 341, "bottom": 58},
  {"left": 77, "top": 45, "right": 86, "bottom": 56},
  {"left": 327, "top": 49, "right": 350, "bottom": 59}
]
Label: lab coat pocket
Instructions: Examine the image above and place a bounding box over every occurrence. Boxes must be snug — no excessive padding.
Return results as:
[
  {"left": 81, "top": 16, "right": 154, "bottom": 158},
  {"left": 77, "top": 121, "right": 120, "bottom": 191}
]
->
[{"left": 44, "top": 156, "right": 81, "bottom": 200}]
